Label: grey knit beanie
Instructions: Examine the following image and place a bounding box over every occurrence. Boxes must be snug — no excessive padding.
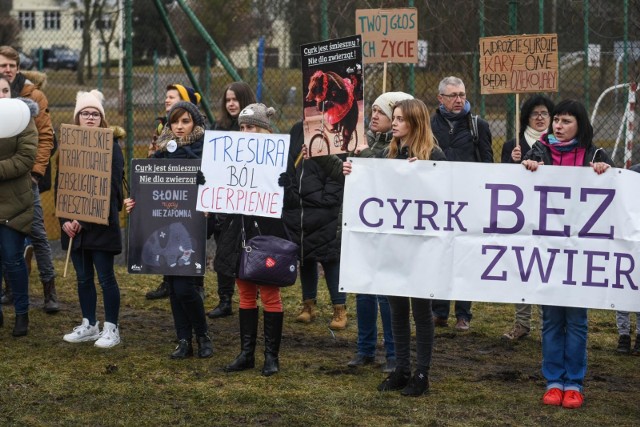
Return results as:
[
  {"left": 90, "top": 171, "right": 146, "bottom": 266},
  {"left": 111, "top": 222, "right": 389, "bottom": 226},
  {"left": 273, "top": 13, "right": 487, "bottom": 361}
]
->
[{"left": 238, "top": 103, "right": 276, "bottom": 131}]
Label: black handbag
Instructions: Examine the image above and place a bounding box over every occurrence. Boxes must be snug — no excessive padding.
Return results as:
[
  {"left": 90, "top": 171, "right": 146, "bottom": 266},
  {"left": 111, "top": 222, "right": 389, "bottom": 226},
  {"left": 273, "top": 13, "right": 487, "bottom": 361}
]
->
[{"left": 238, "top": 218, "right": 299, "bottom": 287}]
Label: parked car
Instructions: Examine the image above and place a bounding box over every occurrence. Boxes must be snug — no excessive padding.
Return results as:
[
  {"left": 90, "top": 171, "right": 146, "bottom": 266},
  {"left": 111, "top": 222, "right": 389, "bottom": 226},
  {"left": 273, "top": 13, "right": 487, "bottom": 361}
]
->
[
  {"left": 18, "top": 52, "right": 35, "bottom": 70},
  {"left": 49, "top": 49, "right": 80, "bottom": 71},
  {"left": 30, "top": 47, "right": 80, "bottom": 71}
]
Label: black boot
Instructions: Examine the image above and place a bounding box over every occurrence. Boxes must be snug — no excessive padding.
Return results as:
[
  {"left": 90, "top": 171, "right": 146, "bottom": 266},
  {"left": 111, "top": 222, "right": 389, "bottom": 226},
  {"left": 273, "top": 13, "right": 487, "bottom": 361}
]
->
[
  {"left": 196, "top": 334, "right": 214, "bottom": 358},
  {"left": 146, "top": 278, "right": 170, "bottom": 300},
  {"left": 43, "top": 279, "right": 60, "bottom": 314},
  {"left": 261, "top": 311, "right": 284, "bottom": 377},
  {"left": 225, "top": 308, "right": 258, "bottom": 372},
  {"left": 401, "top": 369, "right": 430, "bottom": 397},
  {"left": 208, "top": 294, "right": 233, "bottom": 319},
  {"left": 12, "top": 312, "right": 29, "bottom": 337},
  {"left": 617, "top": 334, "right": 631, "bottom": 354},
  {"left": 170, "top": 339, "right": 193, "bottom": 359}
]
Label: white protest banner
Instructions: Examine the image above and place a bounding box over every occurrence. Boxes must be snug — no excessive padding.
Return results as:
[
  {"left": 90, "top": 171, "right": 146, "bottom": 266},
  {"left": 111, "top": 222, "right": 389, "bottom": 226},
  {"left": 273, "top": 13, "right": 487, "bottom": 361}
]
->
[
  {"left": 340, "top": 158, "right": 640, "bottom": 312},
  {"left": 196, "top": 130, "right": 290, "bottom": 218}
]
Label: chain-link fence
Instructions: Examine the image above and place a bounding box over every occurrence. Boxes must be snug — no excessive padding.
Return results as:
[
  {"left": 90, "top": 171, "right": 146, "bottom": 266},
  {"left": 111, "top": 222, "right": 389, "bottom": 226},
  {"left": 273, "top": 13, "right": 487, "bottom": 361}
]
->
[{"left": 6, "top": 0, "right": 640, "bottom": 239}]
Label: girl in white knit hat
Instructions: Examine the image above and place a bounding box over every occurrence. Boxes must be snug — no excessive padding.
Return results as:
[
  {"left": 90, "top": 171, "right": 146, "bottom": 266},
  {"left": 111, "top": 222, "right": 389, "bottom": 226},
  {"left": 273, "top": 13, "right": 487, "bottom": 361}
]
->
[{"left": 61, "top": 90, "right": 125, "bottom": 348}]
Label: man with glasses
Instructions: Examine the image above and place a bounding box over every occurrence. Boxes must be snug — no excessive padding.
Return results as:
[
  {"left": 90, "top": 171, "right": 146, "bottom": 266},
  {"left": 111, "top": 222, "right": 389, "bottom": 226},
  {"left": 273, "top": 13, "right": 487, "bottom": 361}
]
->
[
  {"left": 430, "top": 76, "right": 493, "bottom": 332},
  {"left": 0, "top": 46, "right": 59, "bottom": 313}
]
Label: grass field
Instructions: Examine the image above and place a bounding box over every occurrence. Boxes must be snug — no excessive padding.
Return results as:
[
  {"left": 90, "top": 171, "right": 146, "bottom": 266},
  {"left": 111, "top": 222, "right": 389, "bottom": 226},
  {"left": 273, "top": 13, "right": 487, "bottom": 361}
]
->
[{"left": 0, "top": 258, "right": 638, "bottom": 426}]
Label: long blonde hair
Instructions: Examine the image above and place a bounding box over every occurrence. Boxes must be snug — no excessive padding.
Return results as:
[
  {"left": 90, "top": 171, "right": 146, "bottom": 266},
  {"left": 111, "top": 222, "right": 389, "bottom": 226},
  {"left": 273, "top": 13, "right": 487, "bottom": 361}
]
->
[{"left": 387, "top": 99, "right": 438, "bottom": 160}]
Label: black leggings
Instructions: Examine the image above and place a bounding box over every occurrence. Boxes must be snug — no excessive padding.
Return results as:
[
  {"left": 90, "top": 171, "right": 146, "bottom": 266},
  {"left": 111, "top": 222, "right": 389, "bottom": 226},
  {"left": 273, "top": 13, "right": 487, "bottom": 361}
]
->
[{"left": 387, "top": 296, "right": 434, "bottom": 373}]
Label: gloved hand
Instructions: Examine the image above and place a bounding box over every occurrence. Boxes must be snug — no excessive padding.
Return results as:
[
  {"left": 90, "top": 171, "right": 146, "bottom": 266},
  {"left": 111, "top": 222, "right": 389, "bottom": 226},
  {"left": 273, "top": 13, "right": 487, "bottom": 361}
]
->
[
  {"left": 278, "top": 172, "right": 292, "bottom": 188},
  {"left": 196, "top": 170, "right": 206, "bottom": 185}
]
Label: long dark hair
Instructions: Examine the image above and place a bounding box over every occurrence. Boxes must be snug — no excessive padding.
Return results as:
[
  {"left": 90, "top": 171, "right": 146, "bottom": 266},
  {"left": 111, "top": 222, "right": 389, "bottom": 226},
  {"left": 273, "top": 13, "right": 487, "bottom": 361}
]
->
[
  {"left": 519, "top": 95, "right": 554, "bottom": 137},
  {"left": 217, "top": 81, "right": 256, "bottom": 130},
  {"left": 549, "top": 99, "right": 593, "bottom": 146}
]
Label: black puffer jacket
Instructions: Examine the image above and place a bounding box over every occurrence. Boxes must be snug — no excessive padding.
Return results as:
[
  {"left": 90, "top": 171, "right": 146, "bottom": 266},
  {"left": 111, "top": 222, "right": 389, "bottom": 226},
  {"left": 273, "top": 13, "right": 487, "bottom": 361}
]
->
[
  {"left": 523, "top": 136, "right": 614, "bottom": 167},
  {"left": 60, "top": 134, "right": 125, "bottom": 254},
  {"left": 283, "top": 123, "right": 343, "bottom": 263},
  {"left": 431, "top": 109, "right": 493, "bottom": 163}
]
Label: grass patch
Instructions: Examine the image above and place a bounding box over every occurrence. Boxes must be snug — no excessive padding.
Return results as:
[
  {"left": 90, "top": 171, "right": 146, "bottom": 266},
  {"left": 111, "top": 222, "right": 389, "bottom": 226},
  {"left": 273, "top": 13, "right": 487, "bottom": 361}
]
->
[{"left": 0, "top": 258, "right": 638, "bottom": 426}]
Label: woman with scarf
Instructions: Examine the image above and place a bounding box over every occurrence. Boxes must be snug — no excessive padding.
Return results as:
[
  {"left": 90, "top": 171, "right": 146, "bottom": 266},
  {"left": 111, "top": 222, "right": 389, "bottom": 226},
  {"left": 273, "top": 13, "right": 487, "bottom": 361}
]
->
[
  {"left": 125, "top": 101, "right": 212, "bottom": 359},
  {"left": 522, "top": 99, "right": 613, "bottom": 409},
  {"left": 501, "top": 95, "right": 554, "bottom": 341},
  {"left": 344, "top": 99, "right": 446, "bottom": 397}
]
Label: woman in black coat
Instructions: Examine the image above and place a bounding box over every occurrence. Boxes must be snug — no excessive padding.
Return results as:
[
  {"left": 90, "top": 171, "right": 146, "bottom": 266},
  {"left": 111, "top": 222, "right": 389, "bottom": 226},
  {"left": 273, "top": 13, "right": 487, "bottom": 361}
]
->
[
  {"left": 60, "top": 90, "right": 124, "bottom": 349},
  {"left": 282, "top": 121, "right": 346, "bottom": 329},
  {"left": 125, "top": 101, "right": 212, "bottom": 359}
]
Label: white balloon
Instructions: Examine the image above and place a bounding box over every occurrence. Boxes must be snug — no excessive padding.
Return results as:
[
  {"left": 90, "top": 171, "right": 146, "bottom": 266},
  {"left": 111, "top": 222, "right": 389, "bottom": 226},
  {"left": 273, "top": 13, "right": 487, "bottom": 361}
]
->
[{"left": 0, "top": 98, "right": 31, "bottom": 138}]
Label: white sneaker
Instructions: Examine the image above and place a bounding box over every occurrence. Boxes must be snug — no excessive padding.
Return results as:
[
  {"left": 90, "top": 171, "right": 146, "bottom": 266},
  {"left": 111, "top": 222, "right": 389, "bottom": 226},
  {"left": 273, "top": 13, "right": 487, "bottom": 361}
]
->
[
  {"left": 95, "top": 322, "right": 121, "bottom": 348},
  {"left": 63, "top": 318, "right": 101, "bottom": 343}
]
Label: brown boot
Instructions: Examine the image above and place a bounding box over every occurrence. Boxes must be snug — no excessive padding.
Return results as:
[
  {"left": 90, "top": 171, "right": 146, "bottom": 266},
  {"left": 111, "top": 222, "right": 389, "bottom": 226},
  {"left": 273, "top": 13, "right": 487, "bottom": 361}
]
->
[
  {"left": 295, "top": 299, "right": 317, "bottom": 323},
  {"left": 43, "top": 279, "right": 60, "bottom": 314},
  {"left": 329, "top": 304, "right": 347, "bottom": 330}
]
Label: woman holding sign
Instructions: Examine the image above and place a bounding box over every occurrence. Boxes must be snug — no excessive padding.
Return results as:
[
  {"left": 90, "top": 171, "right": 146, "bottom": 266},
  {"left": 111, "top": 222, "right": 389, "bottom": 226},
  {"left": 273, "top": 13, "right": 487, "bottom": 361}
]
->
[
  {"left": 215, "top": 103, "right": 290, "bottom": 377},
  {"left": 344, "top": 99, "right": 446, "bottom": 396},
  {"left": 0, "top": 76, "right": 38, "bottom": 336},
  {"left": 60, "top": 90, "right": 125, "bottom": 348},
  {"left": 125, "top": 100, "right": 213, "bottom": 359},
  {"left": 205, "top": 81, "right": 257, "bottom": 320},
  {"left": 522, "top": 99, "right": 613, "bottom": 409},
  {"left": 501, "top": 95, "right": 554, "bottom": 341}
]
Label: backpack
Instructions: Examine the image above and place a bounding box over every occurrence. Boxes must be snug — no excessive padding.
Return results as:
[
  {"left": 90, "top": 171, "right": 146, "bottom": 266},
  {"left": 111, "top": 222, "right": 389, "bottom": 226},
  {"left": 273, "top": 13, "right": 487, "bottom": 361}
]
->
[{"left": 467, "top": 114, "right": 481, "bottom": 162}]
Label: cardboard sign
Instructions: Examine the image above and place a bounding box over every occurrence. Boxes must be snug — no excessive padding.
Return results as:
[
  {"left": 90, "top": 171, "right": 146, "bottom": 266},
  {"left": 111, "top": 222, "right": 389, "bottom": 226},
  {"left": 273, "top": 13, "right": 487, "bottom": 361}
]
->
[
  {"left": 128, "top": 159, "right": 206, "bottom": 276},
  {"left": 300, "top": 35, "right": 365, "bottom": 157},
  {"left": 356, "top": 8, "right": 418, "bottom": 64},
  {"left": 55, "top": 124, "right": 113, "bottom": 225},
  {"left": 479, "top": 33, "right": 558, "bottom": 94},
  {"left": 196, "top": 130, "right": 290, "bottom": 218}
]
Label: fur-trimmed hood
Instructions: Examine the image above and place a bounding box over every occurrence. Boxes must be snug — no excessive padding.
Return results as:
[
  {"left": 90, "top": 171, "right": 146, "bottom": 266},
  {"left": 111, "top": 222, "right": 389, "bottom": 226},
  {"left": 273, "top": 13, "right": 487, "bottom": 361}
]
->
[
  {"left": 20, "top": 70, "right": 47, "bottom": 90},
  {"left": 110, "top": 125, "right": 126, "bottom": 139},
  {"left": 16, "top": 97, "right": 39, "bottom": 117}
]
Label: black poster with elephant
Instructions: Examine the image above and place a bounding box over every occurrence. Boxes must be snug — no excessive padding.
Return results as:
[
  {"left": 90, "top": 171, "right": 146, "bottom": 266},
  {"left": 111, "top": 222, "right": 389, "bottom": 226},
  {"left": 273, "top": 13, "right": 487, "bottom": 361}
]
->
[
  {"left": 127, "top": 159, "right": 206, "bottom": 276},
  {"left": 301, "top": 34, "right": 364, "bottom": 157}
]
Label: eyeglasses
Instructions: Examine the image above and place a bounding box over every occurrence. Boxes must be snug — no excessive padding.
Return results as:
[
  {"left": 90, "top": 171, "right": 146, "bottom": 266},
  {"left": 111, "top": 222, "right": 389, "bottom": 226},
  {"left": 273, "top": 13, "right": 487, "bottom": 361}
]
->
[
  {"left": 440, "top": 93, "right": 466, "bottom": 100},
  {"left": 530, "top": 111, "right": 550, "bottom": 119},
  {"left": 79, "top": 111, "right": 101, "bottom": 119}
]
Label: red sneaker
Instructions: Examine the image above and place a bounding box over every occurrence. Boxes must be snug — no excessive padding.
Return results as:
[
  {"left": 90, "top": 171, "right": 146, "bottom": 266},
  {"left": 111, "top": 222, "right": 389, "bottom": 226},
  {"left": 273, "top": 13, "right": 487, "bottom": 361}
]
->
[
  {"left": 562, "top": 390, "right": 584, "bottom": 409},
  {"left": 542, "top": 388, "right": 563, "bottom": 406}
]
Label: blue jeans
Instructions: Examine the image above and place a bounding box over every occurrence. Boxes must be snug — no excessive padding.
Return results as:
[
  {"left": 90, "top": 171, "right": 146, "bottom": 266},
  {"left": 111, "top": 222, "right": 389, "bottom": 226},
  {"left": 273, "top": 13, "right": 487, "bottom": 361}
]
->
[
  {"left": 0, "top": 225, "right": 29, "bottom": 314},
  {"left": 71, "top": 249, "right": 120, "bottom": 325},
  {"left": 300, "top": 260, "right": 345, "bottom": 305},
  {"left": 542, "top": 305, "right": 588, "bottom": 393},
  {"left": 355, "top": 294, "right": 394, "bottom": 358},
  {"left": 432, "top": 299, "right": 472, "bottom": 321},
  {"left": 30, "top": 182, "right": 55, "bottom": 283},
  {"left": 168, "top": 275, "right": 208, "bottom": 341}
]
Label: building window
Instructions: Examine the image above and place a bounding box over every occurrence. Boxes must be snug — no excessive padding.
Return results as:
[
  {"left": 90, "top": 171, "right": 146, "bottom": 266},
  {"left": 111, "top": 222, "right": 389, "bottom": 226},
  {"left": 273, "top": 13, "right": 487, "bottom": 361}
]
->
[
  {"left": 74, "top": 14, "right": 84, "bottom": 30},
  {"left": 18, "top": 12, "right": 36, "bottom": 30},
  {"left": 43, "top": 11, "right": 61, "bottom": 30},
  {"left": 96, "top": 15, "right": 112, "bottom": 30}
]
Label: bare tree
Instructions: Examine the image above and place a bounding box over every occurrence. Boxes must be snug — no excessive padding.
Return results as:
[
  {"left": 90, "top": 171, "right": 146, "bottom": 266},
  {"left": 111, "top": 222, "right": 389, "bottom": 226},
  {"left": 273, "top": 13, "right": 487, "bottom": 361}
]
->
[{"left": 95, "top": 0, "right": 120, "bottom": 77}]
